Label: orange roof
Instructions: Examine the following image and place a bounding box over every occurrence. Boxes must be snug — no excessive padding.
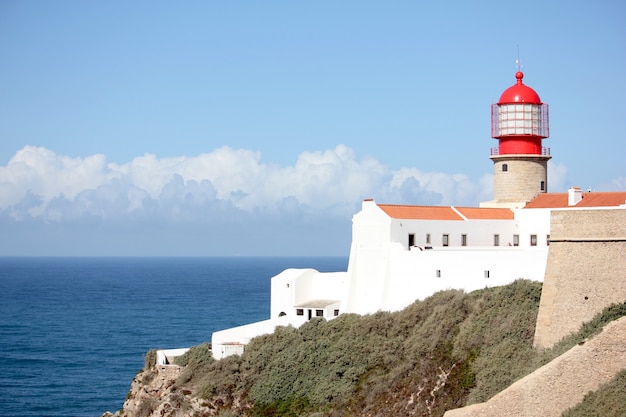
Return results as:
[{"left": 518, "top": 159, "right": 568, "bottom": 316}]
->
[
  {"left": 523, "top": 193, "right": 568, "bottom": 208},
  {"left": 455, "top": 207, "right": 514, "bottom": 220},
  {"left": 378, "top": 204, "right": 462, "bottom": 220},
  {"left": 524, "top": 192, "right": 626, "bottom": 209},
  {"left": 377, "top": 204, "right": 513, "bottom": 221},
  {"left": 576, "top": 192, "right": 626, "bottom": 207}
]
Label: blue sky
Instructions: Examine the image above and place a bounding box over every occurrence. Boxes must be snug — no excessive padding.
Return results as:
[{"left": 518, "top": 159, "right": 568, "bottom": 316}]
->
[{"left": 1, "top": 1, "right": 624, "bottom": 256}]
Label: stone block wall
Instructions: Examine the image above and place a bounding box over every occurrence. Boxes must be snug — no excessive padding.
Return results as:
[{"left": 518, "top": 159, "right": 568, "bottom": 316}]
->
[
  {"left": 491, "top": 156, "right": 549, "bottom": 203},
  {"left": 533, "top": 208, "right": 626, "bottom": 349}
]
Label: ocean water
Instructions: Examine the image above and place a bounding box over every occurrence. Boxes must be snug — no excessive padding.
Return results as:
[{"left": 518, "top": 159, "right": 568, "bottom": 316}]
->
[{"left": 0, "top": 256, "right": 348, "bottom": 417}]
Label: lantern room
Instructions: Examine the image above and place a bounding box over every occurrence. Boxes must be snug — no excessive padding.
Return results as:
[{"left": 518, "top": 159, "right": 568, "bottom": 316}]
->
[{"left": 491, "top": 71, "right": 549, "bottom": 155}]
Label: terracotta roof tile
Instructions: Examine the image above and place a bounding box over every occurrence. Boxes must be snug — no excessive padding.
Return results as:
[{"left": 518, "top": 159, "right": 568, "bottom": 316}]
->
[
  {"left": 576, "top": 192, "right": 626, "bottom": 207},
  {"left": 377, "top": 205, "right": 513, "bottom": 220},
  {"left": 524, "top": 192, "right": 626, "bottom": 209},
  {"left": 523, "top": 193, "right": 569, "bottom": 208},
  {"left": 378, "top": 204, "right": 463, "bottom": 220},
  {"left": 455, "top": 207, "right": 514, "bottom": 220}
]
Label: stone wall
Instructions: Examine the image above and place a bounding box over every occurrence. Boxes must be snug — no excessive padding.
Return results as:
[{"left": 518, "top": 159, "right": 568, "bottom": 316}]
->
[
  {"left": 533, "top": 208, "right": 626, "bottom": 349},
  {"left": 491, "top": 155, "right": 549, "bottom": 203}
]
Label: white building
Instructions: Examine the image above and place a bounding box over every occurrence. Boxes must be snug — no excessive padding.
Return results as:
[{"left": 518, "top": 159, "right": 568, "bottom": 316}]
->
[{"left": 210, "top": 71, "right": 626, "bottom": 359}]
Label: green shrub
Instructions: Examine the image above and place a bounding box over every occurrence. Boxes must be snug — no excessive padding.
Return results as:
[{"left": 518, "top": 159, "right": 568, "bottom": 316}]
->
[
  {"left": 174, "top": 343, "right": 213, "bottom": 367},
  {"left": 249, "top": 397, "right": 314, "bottom": 417},
  {"left": 174, "top": 343, "right": 215, "bottom": 389}
]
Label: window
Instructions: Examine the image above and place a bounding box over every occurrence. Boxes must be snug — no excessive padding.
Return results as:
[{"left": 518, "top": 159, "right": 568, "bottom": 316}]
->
[
  {"left": 531, "top": 234, "right": 538, "bottom": 246},
  {"left": 426, "top": 233, "right": 431, "bottom": 244},
  {"left": 442, "top": 234, "right": 449, "bottom": 247},
  {"left": 296, "top": 309, "right": 304, "bottom": 316},
  {"left": 502, "top": 163, "right": 508, "bottom": 172},
  {"left": 408, "top": 233, "right": 415, "bottom": 249},
  {"left": 494, "top": 234, "right": 500, "bottom": 246},
  {"left": 546, "top": 234, "right": 550, "bottom": 246},
  {"left": 436, "top": 269, "right": 441, "bottom": 278},
  {"left": 334, "top": 309, "right": 339, "bottom": 317},
  {"left": 540, "top": 181, "right": 545, "bottom": 191},
  {"left": 484, "top": 270, "right": 490, "bottom": 278},
  {"left": 461, "top": 234, "right": 467, "bottom": 246},
  {"left": 316, "top": 309, "right": 324, "bottom": 317},
  {"left": 513, "top": 234, "right": 519, "bottom": 246}
]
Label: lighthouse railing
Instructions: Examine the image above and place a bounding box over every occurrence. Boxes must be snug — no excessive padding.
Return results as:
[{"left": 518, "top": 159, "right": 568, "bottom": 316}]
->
[{"left": 490, "top": 147, "right": 550, "bottom": 156}]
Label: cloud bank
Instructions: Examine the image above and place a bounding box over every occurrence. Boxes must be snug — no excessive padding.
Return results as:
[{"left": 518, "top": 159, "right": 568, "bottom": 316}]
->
[
  {"left": 0, "top": 145, "right": 499, "bottom": 255},
  {"left": 1, "top": 145, "right": 493, "bottom": 221}
]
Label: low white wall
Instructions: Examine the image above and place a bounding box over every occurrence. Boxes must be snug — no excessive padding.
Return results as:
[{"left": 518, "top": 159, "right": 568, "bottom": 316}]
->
[
  {"left": 211, "top": 315, "right": 308, "bottom": 360},
  {"left": 156, "top": 348, "right": 190, "bottom": 366}
]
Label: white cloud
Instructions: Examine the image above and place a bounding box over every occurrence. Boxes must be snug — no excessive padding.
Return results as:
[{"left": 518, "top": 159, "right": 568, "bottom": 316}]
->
[
  {"left": 387, "top": 167, "right": 490, "bottom": 206},
  {"left": 0, "top": 145, "right": 491, "bottom": 224},
  {"left": 0, "top": 146, "right": 119, "bottom": 207}
]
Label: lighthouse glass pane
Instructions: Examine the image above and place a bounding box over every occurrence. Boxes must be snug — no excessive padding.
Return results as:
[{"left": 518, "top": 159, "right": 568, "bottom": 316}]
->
[
  {"left": 496, "top": 104, "right": 547, "bottom": 135},
  {"left": 493, "top": 103, "right": 548, "bottom": 137}
]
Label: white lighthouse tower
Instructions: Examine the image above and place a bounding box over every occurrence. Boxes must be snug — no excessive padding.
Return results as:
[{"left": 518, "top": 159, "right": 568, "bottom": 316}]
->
[{"left": 481, "top": 71, "right": 551, "bottom": 208}]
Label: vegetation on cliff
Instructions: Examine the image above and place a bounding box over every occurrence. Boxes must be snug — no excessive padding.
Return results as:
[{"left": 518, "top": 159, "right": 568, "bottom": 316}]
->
[{"left": 142, "top": 280, "right": 625, "bottom": 417}]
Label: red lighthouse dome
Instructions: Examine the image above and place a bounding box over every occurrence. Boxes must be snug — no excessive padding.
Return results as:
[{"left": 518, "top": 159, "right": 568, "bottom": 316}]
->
[{"left": 498, "top": 72, "right": 542, "bottom": 104}]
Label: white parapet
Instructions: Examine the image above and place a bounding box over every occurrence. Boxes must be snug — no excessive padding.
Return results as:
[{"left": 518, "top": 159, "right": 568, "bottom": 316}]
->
[
  {"left": 156, "top": 348, "right": 190, "bottom": 366},
  {"left": 212, "top": 315, "right": 308, "bottom": 360}
]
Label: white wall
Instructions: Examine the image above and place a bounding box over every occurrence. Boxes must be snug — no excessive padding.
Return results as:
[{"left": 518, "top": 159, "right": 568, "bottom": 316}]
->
[
  {"left": 342, "top": 243, "right": 548, "bottom": 315},
  {"left": 212, "top": 315, "right": 307, "bottom": 360},
  {"left": 270, "top": 269, "right": 315, "bottom": 319},
  {"left": 341, "top": 200, "right": 392, "bottom": 313},
  {"left": 156, "top": 348, "right": 190, "bottom": 365},
  {"left": 341, "top": 200, "right": 549, "bottom": 315},
  {"left": 389, "top": 218, "right": 520, "bottom": 248},
  {"left": 381, "top": 245, "right": 548, "bottom": 311},
  {"left": 270, "top": 269, "right": 347, "bottom": 319},
  {"left": 514, "top": 208, "right": 552, "bottom": 247}
]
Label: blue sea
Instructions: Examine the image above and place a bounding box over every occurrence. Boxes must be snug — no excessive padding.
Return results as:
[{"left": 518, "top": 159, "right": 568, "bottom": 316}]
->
[{"left": 0, "top": 256, "right": 347, "bottom": 417}]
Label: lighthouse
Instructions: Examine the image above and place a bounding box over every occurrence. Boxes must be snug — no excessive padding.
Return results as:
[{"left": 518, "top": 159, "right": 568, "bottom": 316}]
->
[{"left": 481, "top": 71, "right": 551, "bottom": 208}]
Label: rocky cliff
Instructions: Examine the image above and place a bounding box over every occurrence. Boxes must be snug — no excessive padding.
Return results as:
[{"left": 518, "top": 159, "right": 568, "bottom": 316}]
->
[{"left": 101, "top": 363, "right": 242, "bottom": 417}]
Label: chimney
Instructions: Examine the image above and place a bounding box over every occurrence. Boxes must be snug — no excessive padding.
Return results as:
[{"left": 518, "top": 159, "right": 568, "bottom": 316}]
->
[
  {"left": 362, "top": 198, "right": 376, "bottom": 209},
  {"left": 568, "top": 186, "right": 583, "bottom": 206}
]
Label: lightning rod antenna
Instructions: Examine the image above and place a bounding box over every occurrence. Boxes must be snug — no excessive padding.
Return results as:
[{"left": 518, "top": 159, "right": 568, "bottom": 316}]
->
[{"left": 516, "top": 45, "right": 522, "bottom": 72}]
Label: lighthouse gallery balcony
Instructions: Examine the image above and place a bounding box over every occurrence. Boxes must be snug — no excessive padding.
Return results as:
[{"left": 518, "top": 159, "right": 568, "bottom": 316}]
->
[{"left": 490, "top": 146, "right": 550, "bottom": 156}]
